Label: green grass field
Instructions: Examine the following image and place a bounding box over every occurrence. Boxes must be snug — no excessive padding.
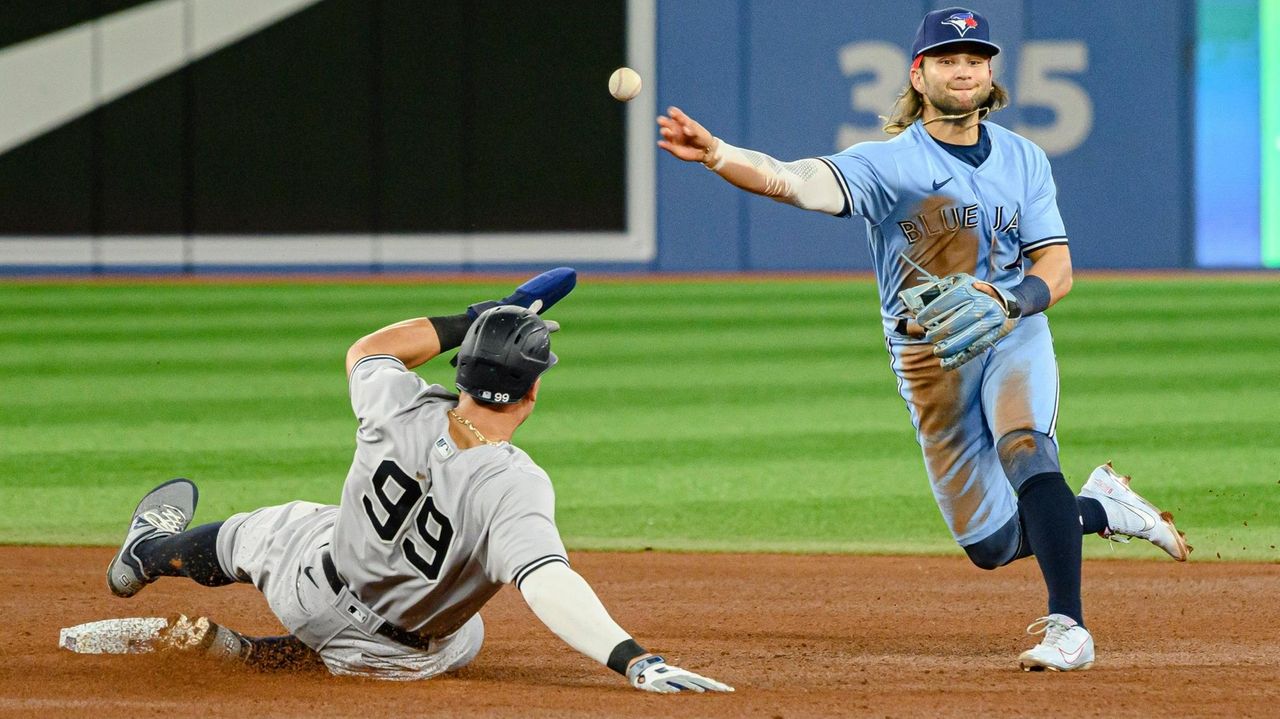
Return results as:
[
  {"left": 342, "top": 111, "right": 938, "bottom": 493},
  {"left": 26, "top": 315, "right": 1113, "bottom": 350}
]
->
[{"left": 2, "top": 276, "right": 1277, "bottom": 561}]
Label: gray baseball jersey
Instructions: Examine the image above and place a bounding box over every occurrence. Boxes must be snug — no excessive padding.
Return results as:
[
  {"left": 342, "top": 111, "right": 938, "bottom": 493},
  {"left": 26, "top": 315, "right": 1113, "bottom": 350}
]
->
[{"left": 330, "top": 354, "right": 569, "bottom": 637}]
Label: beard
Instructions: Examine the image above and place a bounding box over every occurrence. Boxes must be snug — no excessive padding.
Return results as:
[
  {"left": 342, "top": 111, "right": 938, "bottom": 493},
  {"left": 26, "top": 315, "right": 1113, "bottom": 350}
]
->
[{"left": 924, "top": 82, "right": 992, "bottom": 116}]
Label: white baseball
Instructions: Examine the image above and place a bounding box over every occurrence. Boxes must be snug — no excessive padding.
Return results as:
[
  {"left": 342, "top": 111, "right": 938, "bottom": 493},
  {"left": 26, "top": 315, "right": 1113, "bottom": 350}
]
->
[{"left": 608, "top": 67, "right": 642, "bottom": 102}]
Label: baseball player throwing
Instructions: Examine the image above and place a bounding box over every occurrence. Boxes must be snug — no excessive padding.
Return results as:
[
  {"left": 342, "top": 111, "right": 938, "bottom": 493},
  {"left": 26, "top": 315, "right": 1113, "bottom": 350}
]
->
[
  {"left": 658, "top": 7, "right": 1190, "bottom": 671},
  {"left": 106, "top": 268, "right": 732, "bottom": 693}
]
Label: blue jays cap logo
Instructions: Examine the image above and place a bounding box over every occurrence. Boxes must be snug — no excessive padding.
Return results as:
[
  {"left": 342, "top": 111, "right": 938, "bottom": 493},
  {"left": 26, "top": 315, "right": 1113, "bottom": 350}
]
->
[
  {"left": 911, "top": 7, "right": 1000, "bottom": 59},
  {"left": 942, "top": 11, "right": 979, "bottom": 36}
]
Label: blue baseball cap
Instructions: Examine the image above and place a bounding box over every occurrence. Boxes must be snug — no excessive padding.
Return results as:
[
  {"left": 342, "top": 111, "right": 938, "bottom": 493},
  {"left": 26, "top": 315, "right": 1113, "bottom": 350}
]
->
[{"left": 910, "top": 7, "right": 1001, "bottom": 61}]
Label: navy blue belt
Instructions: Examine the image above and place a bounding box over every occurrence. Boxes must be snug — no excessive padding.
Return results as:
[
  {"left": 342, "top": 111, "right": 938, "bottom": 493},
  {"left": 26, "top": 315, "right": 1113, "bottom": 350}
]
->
[{"left": 320, "top": 552, "right": 435, "bottom": 652}]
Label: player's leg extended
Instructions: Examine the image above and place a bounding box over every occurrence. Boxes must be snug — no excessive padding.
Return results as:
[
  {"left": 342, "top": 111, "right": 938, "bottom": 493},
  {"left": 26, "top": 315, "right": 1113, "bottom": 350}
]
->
[
  {"left": 980, "top": 317, "right": 1084, "bottom": 621},
  {"left": 1078, "top": 463, "right": 1191, "bottom": 560},
  {"left": 213, "top": 500, "right": 449, "bottom": 679},
  {"left": 158, "top": 614, "right": 326, "bottom": 671},
  {"left": 107, "top": 479, "right": 235, "bottom": 597},
  {"left": 888, "top": 340, "right": 1016, "bottom": 550},
  {"left": 961, "top": 460, "right": 1169, "bottom": 566},
  {"left": 131, "top": 521, "right": 237, "bottom": 585},
  {"left": 107, "top": 484, "right": 329, "bottom": 670},
  {"left": 890, "top": 323, "right": 1091, "bottom": 580},
  {"left": 893, "top": 332, "right": 1092, "bottom": 672},
  {"left": 981, "top": 316, "right": 1094, "bottom": 671}
]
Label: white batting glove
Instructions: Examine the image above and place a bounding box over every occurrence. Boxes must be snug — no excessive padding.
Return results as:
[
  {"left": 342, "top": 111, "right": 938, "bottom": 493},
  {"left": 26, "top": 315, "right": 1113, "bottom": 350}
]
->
[{"left": 626, "top": 655, "right": 734, "bottom": 694}]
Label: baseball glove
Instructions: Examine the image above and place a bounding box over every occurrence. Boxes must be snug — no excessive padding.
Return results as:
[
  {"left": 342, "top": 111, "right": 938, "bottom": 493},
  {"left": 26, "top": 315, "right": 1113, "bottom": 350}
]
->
[{"left": 899, "top": 266, "right": 1017, "bottom": 371}]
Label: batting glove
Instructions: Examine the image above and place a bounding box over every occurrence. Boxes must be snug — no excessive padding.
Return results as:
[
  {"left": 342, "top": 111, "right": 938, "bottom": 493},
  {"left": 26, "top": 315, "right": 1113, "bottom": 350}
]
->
[
  {"left": 467, "top": 266, "right": 577, "bottom": 320},
  {"left": 627, "top": 655, "right": 734, "bottom": 694}
]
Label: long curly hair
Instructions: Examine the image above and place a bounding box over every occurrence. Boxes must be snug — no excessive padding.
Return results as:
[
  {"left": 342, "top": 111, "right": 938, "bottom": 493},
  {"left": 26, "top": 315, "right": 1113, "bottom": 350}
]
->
[{"left": 881, "top": 79, "right": 1009, "bottom": 136}]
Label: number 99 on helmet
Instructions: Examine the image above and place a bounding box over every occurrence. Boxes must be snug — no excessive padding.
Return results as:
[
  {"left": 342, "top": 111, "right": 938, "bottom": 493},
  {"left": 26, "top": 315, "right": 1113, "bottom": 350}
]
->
[{"left": 454, "top": 306, "right": 558, "bottom": 404}]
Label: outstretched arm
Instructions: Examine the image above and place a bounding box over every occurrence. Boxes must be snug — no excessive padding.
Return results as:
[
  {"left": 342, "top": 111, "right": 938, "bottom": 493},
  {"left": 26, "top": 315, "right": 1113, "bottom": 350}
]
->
[
  {"left": 658, "top": 106, "right": 846, "bottom": 215},
  {"left": 519, "top": 562, "right": 733, "bottom": 693},
  {"left": 518, "top": 562, "right": 632, "bottom": 666}
]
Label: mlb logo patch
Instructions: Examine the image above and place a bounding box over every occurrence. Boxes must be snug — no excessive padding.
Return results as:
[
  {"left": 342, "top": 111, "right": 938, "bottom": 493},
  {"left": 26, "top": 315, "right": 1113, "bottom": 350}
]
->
[
  {"left": 346, "top": 604, "right": 368, "bottom": 623},
  {"left": 942, "top": 11, "right": 979, "bottom": 36},
  {"left": 434, "top": 436, "right": 454, "bottom": 459}
]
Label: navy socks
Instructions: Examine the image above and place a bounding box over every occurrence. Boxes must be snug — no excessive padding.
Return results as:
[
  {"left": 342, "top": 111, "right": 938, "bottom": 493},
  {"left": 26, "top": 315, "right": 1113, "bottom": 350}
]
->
[
  {"left": 1017, "top": 472, "right": 1085, "bottom": 625},
  {"left": 135, "top": 521, "right": 236, "bottom": 587},
  {"left": 1077, "top": 496, "right": 1108, "bottom": 535}
]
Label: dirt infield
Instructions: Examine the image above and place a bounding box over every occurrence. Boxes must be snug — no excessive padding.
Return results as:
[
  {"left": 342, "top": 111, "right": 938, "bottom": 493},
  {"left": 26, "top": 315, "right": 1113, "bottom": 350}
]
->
[{"left": 3, "top": 547, "right": 1276, "bottom": 718}]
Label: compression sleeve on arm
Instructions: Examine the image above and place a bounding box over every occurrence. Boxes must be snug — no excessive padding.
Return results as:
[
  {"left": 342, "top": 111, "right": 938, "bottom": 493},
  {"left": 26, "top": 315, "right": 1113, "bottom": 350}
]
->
[
  {"left": 519, "top": 561, "right": 633, "bottom": 667},
  {"left": 702, "top": 137, "right": 847, "bottom": 215}
]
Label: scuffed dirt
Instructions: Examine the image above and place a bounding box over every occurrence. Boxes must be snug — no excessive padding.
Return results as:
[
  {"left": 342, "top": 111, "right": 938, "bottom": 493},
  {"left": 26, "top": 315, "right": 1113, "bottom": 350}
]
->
[{"left": 2, "top": 547, "right": 1277, "bottom": 718}]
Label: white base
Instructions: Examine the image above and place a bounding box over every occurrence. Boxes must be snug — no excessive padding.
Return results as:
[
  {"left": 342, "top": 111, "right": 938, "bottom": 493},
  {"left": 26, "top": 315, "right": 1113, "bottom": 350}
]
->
[{"left": 59, "top": 617, "right": 169, "bottom": 654}]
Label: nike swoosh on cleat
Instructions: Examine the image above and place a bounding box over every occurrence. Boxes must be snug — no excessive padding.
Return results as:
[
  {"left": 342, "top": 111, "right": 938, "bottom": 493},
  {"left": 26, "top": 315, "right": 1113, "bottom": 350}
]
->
[
  {"left": 932, "top": 177, "right": 953, "bottom": 190},
  {"left": 1115, "top": 500, "right": 1158, "bottom": 531},
  {"left": 1058, "top": 641, "right": 1088, "bottom": 664},
  {"left": 303, "top": 566, "right": 319, "bottom": 588},
  {"left": 0, "top": 0, "right": 324, "bottom": 157}
]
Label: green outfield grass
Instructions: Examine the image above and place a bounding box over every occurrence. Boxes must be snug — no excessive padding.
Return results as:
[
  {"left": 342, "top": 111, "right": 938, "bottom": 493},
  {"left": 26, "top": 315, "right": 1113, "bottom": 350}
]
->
[{"left": 1, "top": 276, "right": 1277, "bottom": 561}]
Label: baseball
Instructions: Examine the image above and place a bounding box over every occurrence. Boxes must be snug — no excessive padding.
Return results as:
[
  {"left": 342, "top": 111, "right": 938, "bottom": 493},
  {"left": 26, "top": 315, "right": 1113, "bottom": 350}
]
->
[{"left": 608, "top": 67, "right": 642, "bottom": 101}]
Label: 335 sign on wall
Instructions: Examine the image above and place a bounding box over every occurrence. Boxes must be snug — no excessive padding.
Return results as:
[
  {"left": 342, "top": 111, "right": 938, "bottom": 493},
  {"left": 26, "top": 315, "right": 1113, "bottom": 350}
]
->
[{"left": 836, "top": 40, "right": 1092, "bottom": 156}]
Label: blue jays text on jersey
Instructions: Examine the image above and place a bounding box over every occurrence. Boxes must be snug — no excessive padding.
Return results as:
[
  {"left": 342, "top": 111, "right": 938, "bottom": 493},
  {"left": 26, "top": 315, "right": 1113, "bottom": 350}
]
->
[{"left": 895, "top": 202, "right": 1021, "bottom": 246}]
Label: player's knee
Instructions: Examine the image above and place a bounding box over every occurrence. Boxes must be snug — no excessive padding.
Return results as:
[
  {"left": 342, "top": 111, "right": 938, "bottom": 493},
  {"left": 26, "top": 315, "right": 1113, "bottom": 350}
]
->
[
  {"left": 996, "top": 429, "right": 1060, "bottom": 493},
  {"left": 444, "top": 614, "right": 484, "bottom": 672},
  {"left": 963, "top": 515, "right": 1024, "bottom": 570},
  {"left": 963, "top": 542, "right": 1009, "bottom": 570}
]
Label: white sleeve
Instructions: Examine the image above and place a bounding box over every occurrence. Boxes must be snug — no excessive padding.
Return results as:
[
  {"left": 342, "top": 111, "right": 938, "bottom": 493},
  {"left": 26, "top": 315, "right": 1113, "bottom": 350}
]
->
[
  {"left": 705, "top": 138, "right": 847, "bottom": 215},
  {"left": 519, "top": 562, "right": 631, "bottom": 666},
  {"left": 479, "top": 469, "right": 568, "bottom": 585},
  {"left": 347, "top": 354, "right": 427, "bottom": 423}
]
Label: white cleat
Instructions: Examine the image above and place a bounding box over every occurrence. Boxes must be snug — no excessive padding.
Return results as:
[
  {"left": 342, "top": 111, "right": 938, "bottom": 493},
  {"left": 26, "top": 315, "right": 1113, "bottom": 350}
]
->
[
  {"left": 1018, "top": 614, "right": 1095, "bottom": 672},
  {"left": 1079, "top": 463, "right": 1191, "bottom": 561}
]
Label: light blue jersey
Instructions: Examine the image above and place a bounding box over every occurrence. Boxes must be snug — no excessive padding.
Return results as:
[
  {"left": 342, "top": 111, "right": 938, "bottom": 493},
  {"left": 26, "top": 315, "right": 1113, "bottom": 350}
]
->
[
  {"left": 820, "top": 119, "right": 1067, "bottom": 339},
  {"left": 818, "top": 119, "right": 1067, "bottom": 545}
]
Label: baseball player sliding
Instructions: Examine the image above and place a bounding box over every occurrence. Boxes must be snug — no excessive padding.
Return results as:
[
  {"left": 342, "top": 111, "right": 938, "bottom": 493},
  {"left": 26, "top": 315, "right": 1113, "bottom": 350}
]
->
[
  {"left": 658, "top": 7, "right": 1189, "bottom": 671},
  {"left": 106, "top": 268, "right": 732, "bottom": 693}
]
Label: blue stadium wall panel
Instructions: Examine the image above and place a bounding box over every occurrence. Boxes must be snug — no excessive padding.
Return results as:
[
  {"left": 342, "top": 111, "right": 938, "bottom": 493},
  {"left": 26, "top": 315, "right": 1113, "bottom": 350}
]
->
[{"left": 653, "top": 0, "right": 1196, "bottom": 271}]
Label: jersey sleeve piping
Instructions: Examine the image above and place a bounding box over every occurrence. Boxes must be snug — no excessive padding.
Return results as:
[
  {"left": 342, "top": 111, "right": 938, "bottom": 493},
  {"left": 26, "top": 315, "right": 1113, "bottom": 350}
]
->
[
  {"left": 816, "top": 157, "right": 853, "bottom": 218},
  {"left": 513, "top": 554, "right": 570, "bottom": 589},
  {"left": 348, "top": 354, "right": 406, "bottom": 378},
  {"left": 1020, "top": 236, "right": 1069, "bottom": 253}
]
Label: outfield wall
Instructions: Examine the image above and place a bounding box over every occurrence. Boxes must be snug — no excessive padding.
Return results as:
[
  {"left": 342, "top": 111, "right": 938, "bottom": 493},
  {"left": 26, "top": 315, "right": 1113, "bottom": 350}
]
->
[{"left": 0, "top": 0, "right": 1204, "bottom": 272}]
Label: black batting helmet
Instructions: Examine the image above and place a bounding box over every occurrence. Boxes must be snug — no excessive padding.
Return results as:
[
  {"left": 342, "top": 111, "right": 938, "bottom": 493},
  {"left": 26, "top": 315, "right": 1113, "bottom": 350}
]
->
[{"left": 455, "top": 306, "right": 558, "bottom": 404}]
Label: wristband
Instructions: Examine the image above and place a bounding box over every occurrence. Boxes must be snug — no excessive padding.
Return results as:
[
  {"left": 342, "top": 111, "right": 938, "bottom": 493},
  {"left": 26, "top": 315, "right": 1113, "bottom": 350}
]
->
[
  {"left": 1006, "top": 275, "right": 1052, "bottom": 317},
  {"left": 428, "top": 314, "right": 473, "bottom": 353},
  {"left": 625, "top": 654, "right": 666, "bottom": 684},
  {"left": 702, "top": 137, "right": 726, "bottom": 171},
  {"left": 607, "top": 638, "right": 649, "bottom": 675}
]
